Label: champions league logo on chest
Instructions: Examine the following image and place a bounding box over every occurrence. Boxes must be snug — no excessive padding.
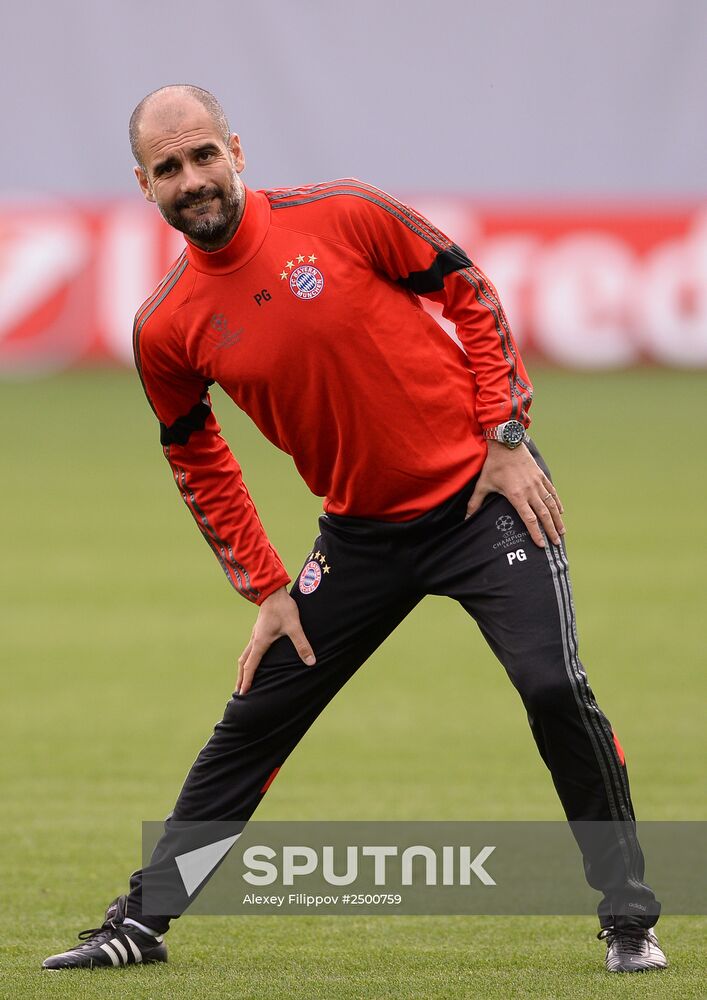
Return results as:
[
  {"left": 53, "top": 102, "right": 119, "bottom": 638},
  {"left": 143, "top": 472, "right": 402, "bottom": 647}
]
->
[{"left": 279, "top": 253, "right": 325, "bottom": 300}]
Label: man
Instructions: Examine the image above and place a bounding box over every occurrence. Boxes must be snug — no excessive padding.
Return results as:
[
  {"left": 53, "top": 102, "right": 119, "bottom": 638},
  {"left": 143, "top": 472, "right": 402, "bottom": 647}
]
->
[{"left": 43, "top": 85, "right": 667, "bottom": 974}]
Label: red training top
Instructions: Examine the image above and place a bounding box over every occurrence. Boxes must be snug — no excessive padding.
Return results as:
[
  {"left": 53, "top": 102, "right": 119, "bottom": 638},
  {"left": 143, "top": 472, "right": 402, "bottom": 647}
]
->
[{"left": 133, "top": 178, "right": 533, "bottom": 604}]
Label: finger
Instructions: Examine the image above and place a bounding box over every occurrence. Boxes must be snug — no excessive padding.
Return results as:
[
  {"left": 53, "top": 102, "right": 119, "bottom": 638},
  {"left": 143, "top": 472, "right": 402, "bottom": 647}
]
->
[
  {"left": 236, "top": 639, "right": 253, "bottom": 694},
  {"left": 541, "top": 491, "right": 566, "bottom": 537},
  {"left": 287, "top": 622, "right": 316, "bottom": 666},
  {"left": 529, "top": 496, "right": 562, "bottom": 546},
  {"left": 519, "top": 502, "right": 545, "bottom": 547},
  {"left": 541, "top": 477, "right": 564, "bottom": 515},
  {"left": 238, "top": 642, "right": 266, "bottom": 697},
  {"left": 465, "top": 484, "right": 489, "bottom": 520}
]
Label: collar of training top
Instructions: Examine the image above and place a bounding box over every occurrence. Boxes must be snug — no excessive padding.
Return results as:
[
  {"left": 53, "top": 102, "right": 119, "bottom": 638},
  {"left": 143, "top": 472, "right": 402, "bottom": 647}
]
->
[{"left": 184, "top": 187, "right": 271, "bottom": 275}]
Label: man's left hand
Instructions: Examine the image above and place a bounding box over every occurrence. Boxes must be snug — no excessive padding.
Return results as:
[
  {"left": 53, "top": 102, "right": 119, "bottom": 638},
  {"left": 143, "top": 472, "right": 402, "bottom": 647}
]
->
[{"left": 465, "top": 441, "right": 565, "bottom": 547}]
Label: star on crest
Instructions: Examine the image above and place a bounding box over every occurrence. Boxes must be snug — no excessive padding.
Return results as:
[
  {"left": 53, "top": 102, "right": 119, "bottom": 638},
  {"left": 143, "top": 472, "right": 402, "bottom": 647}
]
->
[{"left": 279, "top": 253, "right": 320, "bottom": 281}]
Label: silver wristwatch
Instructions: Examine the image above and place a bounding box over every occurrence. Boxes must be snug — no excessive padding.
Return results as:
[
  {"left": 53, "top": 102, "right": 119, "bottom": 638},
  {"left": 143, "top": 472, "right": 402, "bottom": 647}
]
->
[{"left": 483, "top": 419, "right": 527, "bottom": 449}]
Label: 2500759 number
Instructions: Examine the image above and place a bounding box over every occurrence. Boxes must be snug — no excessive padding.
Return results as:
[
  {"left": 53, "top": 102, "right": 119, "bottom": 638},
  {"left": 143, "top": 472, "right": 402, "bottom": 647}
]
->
[{"left": 345, "top": 894, "right": 402, "bottom": 905}]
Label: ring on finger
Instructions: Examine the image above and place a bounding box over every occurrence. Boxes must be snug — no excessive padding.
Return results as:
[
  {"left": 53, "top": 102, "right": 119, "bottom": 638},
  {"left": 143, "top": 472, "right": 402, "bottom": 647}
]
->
[{"left": 542, "top": 491, "right": 554, "bottom": 503}]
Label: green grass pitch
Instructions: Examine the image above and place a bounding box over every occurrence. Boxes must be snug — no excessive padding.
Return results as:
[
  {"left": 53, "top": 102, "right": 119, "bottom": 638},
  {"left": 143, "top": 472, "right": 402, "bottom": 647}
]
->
[{"left": 1, "top": 367, "right": 705, "bottom": 999}]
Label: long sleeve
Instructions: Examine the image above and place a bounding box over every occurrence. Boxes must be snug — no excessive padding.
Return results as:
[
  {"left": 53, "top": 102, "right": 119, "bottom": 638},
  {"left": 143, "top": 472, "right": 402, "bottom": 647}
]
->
[
  {"left": 133, "top": 298, "right": 290, "bottom": 605},
  {"left": 331, "top": 179, "right": 533, "bottom": 430}
]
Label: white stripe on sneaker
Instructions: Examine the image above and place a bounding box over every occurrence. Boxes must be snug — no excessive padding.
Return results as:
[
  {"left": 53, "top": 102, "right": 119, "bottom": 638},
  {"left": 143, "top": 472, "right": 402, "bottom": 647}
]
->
[
  {"left": 125, "top": 935, "right": 143, "bottom": 963},
  {"left": 110, "top": 938, "right": 129, "bottom": 963},
  {"left": 99, "top": 942, "right": 120, "bottom": 966}
]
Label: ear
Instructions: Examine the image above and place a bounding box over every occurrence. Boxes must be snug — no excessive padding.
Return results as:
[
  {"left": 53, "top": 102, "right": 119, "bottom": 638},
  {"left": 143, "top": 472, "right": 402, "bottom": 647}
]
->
[
  {"left": 134, "top": 165, "right": 156, "bottom": 203},
  {"left": 229, "top": 134, "right": 246, "bottom": 174}
]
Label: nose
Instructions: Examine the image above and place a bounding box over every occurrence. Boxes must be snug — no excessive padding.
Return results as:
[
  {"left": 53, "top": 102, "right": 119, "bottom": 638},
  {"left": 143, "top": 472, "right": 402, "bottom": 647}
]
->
[{"left": 179, "top": 161, "right": 204, "bottom": 193}]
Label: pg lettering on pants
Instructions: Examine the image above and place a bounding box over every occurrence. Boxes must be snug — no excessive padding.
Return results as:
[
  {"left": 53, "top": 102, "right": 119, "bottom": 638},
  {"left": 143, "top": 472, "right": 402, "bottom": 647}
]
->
[{"left": 507, "top": 549, "right": 527, "bottom": 566}]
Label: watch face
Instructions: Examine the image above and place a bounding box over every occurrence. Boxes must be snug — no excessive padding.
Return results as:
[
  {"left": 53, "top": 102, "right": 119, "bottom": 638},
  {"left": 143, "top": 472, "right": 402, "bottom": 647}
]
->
[{"left": 502, "top": 420, "right": 526, "bottom": 446}]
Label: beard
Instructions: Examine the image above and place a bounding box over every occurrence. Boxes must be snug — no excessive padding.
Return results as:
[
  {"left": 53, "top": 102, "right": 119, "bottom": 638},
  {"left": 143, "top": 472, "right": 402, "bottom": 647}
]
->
[{"left": 157, "top": 170, "right": 242, "bottom": 249}]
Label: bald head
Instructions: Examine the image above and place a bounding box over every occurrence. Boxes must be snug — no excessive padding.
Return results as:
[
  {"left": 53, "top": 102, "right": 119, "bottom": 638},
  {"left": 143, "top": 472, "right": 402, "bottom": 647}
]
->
[{"left": 129, "top": 85, "right": 230, "bottom": 168}]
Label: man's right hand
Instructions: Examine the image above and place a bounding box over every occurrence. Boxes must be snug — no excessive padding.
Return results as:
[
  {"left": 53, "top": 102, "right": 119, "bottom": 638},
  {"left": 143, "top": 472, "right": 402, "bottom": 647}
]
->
[{"left": 236, "top": 586, "right": 316, "bottom": 696}]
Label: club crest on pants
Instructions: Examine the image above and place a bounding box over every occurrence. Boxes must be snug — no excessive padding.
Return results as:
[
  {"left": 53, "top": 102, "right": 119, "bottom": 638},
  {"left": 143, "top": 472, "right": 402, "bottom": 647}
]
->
[{"left": 299, "top": 560, "right": 322, "bottom": 594}]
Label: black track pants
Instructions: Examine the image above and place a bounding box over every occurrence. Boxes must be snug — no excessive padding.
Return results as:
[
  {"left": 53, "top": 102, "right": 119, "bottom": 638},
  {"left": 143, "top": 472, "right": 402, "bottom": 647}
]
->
[{"left": 127, "top": 445, "right": 659, "bottom": 932}]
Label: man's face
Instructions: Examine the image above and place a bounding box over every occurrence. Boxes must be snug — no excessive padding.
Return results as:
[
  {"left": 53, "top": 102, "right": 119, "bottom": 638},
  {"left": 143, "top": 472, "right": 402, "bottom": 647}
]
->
[{"left": 134, "top": 100, "right": 246, "bottom": 251}]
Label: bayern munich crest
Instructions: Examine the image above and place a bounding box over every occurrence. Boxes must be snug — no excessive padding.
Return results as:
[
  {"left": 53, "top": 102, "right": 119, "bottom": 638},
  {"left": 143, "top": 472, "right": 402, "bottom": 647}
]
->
[
  {"left": 299, "top": 559, "right": 322, "bottom": 594},
  {"left": 290, "top": 264, "right": 324, "bottom": 300},
  {"left": 279, "top": 253, "right": 325, "bottom": 300}
]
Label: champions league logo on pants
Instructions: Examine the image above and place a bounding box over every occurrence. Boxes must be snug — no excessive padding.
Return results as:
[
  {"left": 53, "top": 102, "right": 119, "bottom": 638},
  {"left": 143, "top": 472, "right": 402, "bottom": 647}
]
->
[{"left": 493, "top": 512, "right": 529, "bottom": 552}]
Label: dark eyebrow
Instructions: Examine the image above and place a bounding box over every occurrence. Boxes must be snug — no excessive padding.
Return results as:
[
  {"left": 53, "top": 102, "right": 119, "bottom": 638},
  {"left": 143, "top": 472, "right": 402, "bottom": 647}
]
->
[{"left": 192, "top": 143, "right": 220, "bottom": 156}]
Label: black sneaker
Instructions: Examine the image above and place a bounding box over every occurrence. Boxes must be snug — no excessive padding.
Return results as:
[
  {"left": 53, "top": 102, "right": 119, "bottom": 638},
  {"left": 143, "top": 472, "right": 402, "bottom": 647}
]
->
[
  {"left": 42, "top": 895, "right": 168, "bottom": 969},
  {"left": 598, "top": 925, "right": 668, "bottom": 973}
]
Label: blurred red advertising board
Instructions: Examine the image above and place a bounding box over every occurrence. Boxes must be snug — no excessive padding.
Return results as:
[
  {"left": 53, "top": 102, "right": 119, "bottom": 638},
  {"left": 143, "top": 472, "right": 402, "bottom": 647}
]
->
[{"left": 0, "top": 197, "right": 705, "bottom": 375}]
